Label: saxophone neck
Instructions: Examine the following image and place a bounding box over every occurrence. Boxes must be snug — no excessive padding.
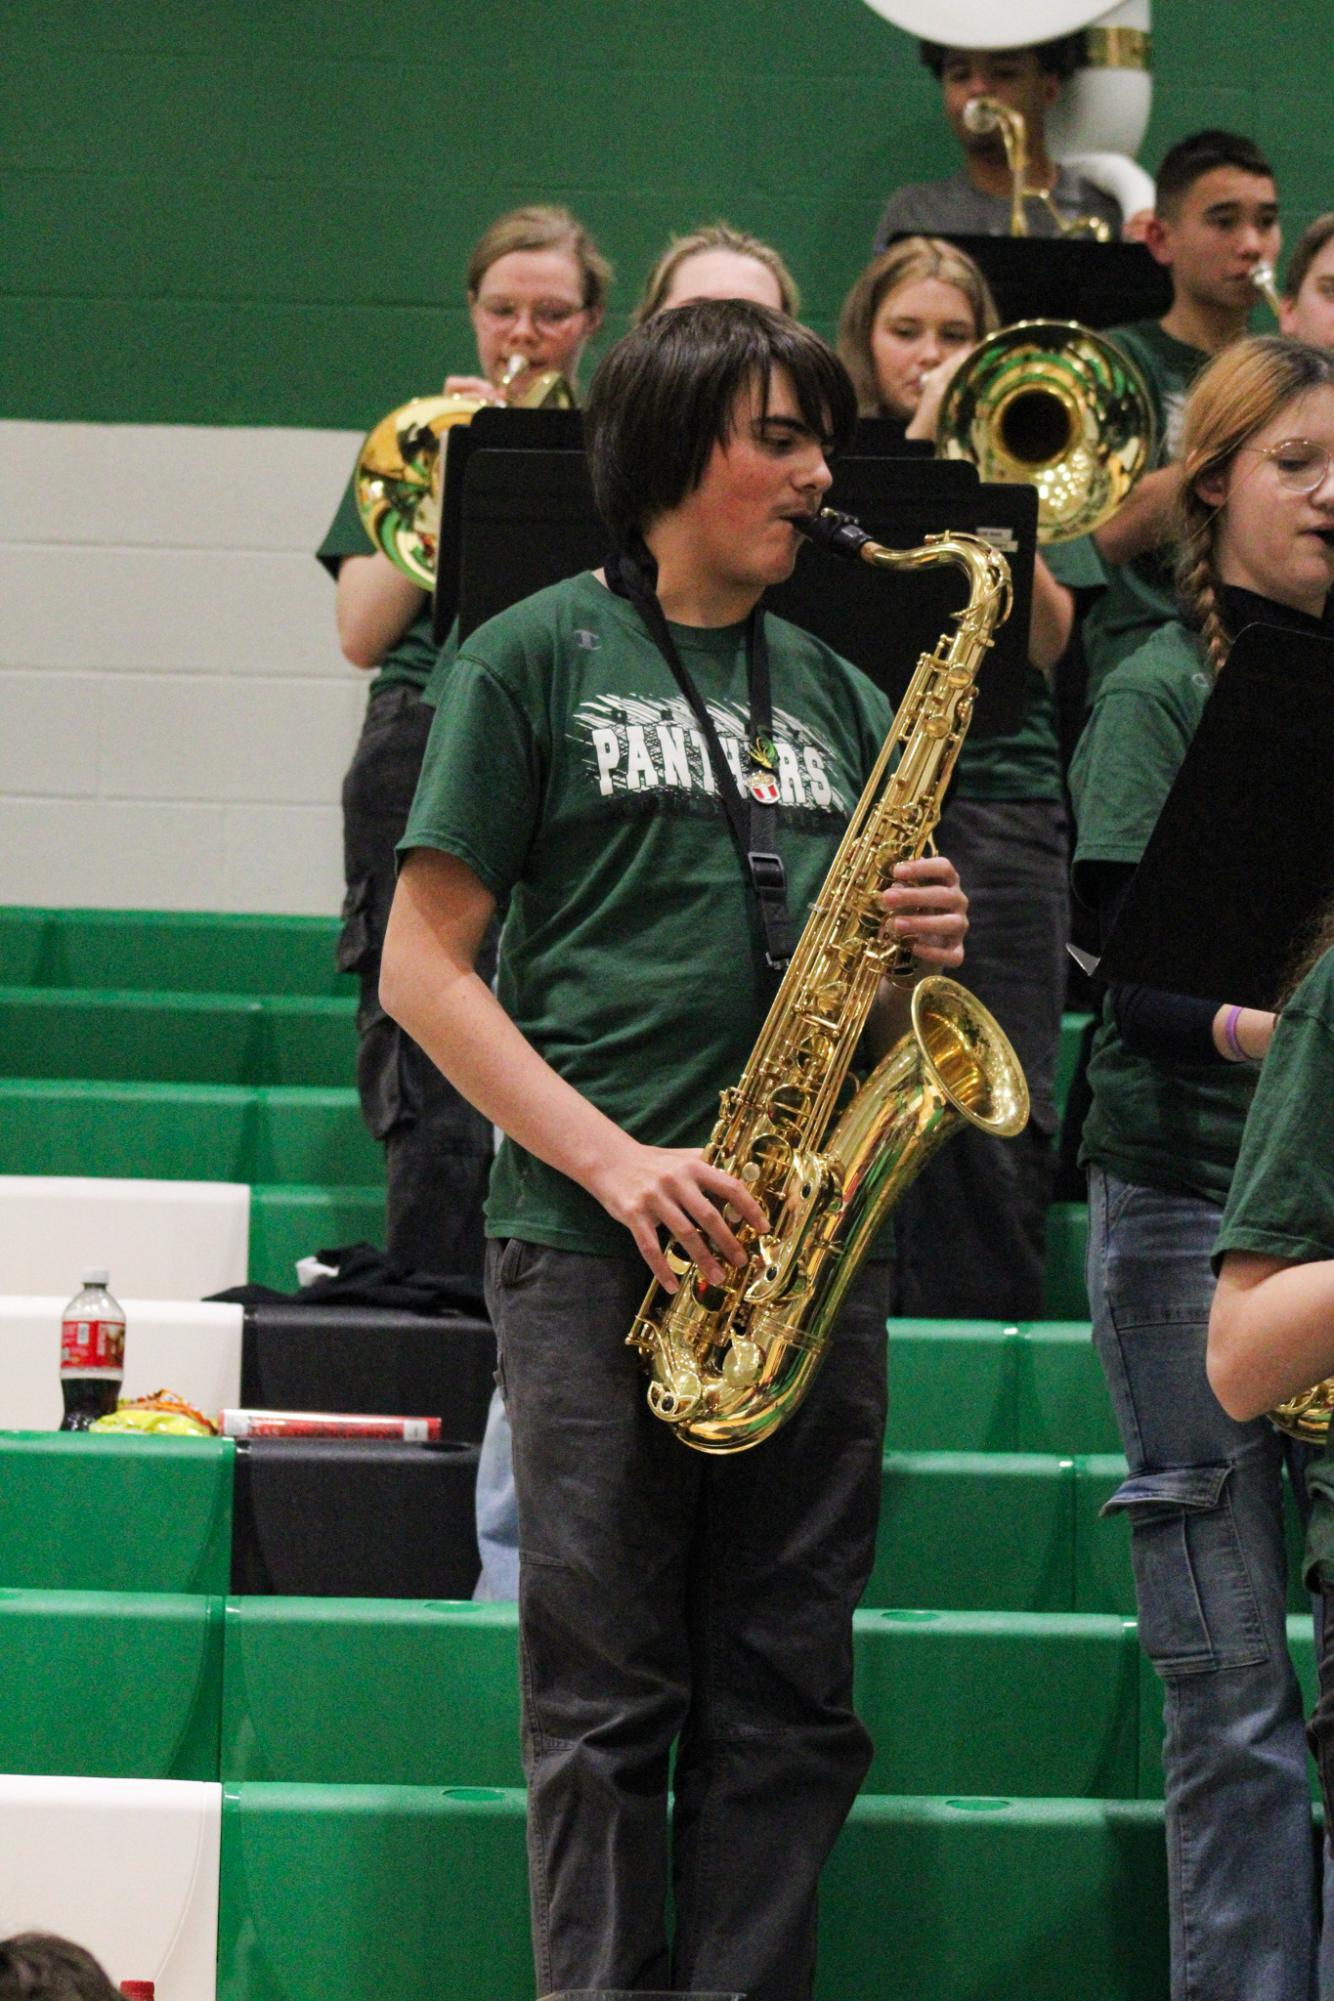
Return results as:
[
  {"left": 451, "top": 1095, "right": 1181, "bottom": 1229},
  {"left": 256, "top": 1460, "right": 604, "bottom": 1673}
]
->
[{"left": 800, "top": 511, "right": 1012, "bottom": 632}]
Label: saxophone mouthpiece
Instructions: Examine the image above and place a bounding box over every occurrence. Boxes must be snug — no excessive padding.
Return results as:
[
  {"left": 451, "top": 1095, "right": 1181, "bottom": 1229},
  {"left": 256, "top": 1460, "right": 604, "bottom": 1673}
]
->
[{"left": 794, "top": 507, "right": 876, "bottom": 563}]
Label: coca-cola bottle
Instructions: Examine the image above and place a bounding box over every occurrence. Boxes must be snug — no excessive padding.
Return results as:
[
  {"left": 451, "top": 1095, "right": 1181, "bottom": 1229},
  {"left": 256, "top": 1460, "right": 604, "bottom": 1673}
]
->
[{"left": 59, "top": 1268, "right": 126, "bottom": 1430}]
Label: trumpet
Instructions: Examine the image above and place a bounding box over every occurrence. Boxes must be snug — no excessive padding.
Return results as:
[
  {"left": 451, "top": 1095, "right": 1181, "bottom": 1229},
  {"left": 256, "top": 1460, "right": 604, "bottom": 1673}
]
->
[
  {"left": 354, "top": 354, "right": 573, "bottom": 587},
  {"left": 962, "top": 96, "right": 1113, "bottom": 243},
  {"left": 936, "top": 319, "right": 1156, "bottom": 543},
  {"left": 1252, "top": 262, "right": 1283, "bottom": 317}
]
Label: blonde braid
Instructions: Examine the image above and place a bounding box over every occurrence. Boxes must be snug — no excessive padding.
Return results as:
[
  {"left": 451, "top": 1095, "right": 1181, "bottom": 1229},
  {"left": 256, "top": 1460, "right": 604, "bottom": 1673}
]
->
[{"left": 1175, "top": 538, "right": 1231, "bottom": 678}]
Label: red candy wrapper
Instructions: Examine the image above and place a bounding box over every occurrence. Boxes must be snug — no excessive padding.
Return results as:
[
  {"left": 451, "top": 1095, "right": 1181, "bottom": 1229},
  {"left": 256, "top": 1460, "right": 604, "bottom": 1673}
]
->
[{"left": 219, "top": 1409, "right": 441, "bottom": 1441}]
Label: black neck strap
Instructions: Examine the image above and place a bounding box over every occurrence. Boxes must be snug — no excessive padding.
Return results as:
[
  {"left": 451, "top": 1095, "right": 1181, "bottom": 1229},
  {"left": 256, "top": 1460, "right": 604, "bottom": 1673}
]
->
[{"left": 605, "top": 547, "right": 794, "bottom": 988}]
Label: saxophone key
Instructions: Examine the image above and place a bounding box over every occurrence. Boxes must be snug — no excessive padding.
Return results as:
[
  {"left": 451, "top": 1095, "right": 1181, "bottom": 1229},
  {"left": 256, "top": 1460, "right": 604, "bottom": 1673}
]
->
[{"left": 723, "top": 1338, "right": 762, "bottom": 1387}]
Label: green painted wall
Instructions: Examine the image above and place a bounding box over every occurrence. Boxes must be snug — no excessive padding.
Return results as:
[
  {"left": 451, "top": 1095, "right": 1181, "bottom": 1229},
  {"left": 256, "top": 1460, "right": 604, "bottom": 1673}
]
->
[{"left": 4, "top": 0, "right": 1327, "bottom": 429}]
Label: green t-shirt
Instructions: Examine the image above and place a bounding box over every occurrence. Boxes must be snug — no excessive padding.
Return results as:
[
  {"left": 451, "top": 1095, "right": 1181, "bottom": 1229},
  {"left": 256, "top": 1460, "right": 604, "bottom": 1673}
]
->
[
  {"left": 950, "top": 535, "right": 1107, "bottom": 801},
  {"left": 1081, "top": 320, "right": 1210, "bottom": 704},
  {"left": 423, "top": 620, "right": 461, "bottom": 707},
  {"left": 951, "top": 664, "right": 1062, "bottom": 802},
  {"left": 1070, "top": 618, "right": 1257, "bottom": 1201},
  {"left": 1211, "top": 949, "right": 1334, "bottom": 1585},
  {"left": 316, "top": 469, "right": 438, "bottom": 694},
  {"left": 400, "top": 570, "right": 895, "bottom": 1255}
]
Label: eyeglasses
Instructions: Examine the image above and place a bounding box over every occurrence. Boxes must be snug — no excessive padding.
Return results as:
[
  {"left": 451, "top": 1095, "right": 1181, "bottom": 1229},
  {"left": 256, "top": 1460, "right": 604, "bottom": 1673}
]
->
[
  {"left": 475, "top": 298, "right": 586, "bottom": 332},
  {"left": 1245, "top": 440, "right": 1334, "bottom": 492}
]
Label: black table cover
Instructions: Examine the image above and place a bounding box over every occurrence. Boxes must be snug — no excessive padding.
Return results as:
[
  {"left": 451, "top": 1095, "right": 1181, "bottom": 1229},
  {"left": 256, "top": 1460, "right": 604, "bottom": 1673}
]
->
[{"left": 231, "top": 1438, "right": 481, "bottom": 1598}]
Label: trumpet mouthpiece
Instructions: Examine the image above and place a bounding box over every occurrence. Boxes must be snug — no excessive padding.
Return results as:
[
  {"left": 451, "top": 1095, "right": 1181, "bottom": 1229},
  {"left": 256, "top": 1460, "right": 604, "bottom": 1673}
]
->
[
  {"left": 963, "top": 97, "right": 1001, "bottom": 135},
  {"left": 1252, "top": 264, "right": 1282, "bottom": 313}
]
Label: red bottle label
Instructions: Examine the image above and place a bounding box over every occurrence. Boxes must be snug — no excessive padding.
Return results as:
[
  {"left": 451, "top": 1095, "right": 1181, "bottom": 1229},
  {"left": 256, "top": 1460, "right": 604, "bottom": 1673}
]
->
[{"left": 61, "top": 1316, "right": 126, "bottom": 1372}]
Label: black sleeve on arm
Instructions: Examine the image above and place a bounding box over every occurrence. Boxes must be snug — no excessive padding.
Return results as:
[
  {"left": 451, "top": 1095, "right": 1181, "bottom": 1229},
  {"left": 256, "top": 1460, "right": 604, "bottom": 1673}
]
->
[{"left": 1085, "top": 861, "right": 1226, "bottom": 1067}]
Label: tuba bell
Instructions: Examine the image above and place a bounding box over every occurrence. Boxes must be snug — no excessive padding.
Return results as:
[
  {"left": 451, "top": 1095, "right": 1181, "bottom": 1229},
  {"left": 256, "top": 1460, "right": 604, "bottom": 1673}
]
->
[
  {"left": 936, "top": 319, "right": 1156, "bottom": 543},
  {"left": 354, "top": 355, "right": 573, "bottom": 587}
]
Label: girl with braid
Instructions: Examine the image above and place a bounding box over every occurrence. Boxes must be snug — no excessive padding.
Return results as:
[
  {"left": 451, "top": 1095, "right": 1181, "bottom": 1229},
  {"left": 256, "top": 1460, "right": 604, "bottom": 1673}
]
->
[{"left": 1069, "top": 333, "right": 1334, "bottom": 2001}]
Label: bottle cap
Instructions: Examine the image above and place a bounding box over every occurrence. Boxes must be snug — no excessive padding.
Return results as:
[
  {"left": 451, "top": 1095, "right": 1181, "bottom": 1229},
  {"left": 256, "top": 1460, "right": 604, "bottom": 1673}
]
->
[
  {"left": 119, "top": 1985, "right": 155, "bottom": 1998},
  {"left": 82, "top": 1268, "right": 110, "bottom": 1287}
]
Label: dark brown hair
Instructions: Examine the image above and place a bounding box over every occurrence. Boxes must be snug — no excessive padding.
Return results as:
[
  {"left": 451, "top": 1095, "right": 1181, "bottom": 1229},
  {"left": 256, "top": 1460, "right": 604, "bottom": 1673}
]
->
[
  {"left": 918, "top": 33, "right": 1085, "bottom": 79},
  {"left": 1278, "top": 892, "right": 1334, "bottom": 1005},
  {"left": 0, "top": 1935, "right": 119, "bottom": 2001},
  {"left": 1155, "top": 130, "right": 1274, "bottom": 219},
  {"left": 586, "top": 301, "right": 856, "bottom": 549}
]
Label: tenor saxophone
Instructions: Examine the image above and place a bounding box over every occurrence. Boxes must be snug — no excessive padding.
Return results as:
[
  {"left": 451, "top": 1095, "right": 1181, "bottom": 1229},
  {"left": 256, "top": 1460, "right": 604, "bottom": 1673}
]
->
[{"left": 626, "top": 509, "right": 1031, "bottom": 1453}]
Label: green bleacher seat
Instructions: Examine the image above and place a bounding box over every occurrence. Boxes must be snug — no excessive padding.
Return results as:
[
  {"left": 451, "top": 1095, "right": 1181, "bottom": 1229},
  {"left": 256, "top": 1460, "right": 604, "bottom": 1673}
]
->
[
  {"left": 247, "top": 1185, "right": 388, "bottom": 1288},
  {"left": 871, "top": 1452, "right": 1075, "bottom": 1611},
  {"left": 820, "top": 1795, "right": 1167, "bottom": 2001},
  {"left": 0, "top": 1080, "right": 382, "bottom": 1191},
  {"left": 858, "top": 1608, "right": 1139, "bottom": 1798},
  {"left": 884, "top": 1318, "right": 1015, "bottom": 1452},
  {"left": 215, "top": 1784, "right": 1169, "bottom": 2001},
  {"left": 0, "top": 1433, "right": 234, "bottom": 1594},
  {"left": 1, "top": 907, "right": 345, "bottom": 998},
  {"left": 217, "top": 1783, "right": 534, "bottom": 2001},
  {"left": 0, "top": 1589, "right": 223, "bottom": 1779},
  {"left": 885, "top": 1318, "right": 1118, "bottom": 1455},
  {"left": 221, "top": 1599, "right": 521, "bottom": 1787},
  {"left": 1014, "top": 1319, "right": 1120, "bottom": 1454},
  {"left": 253, "top": 1088, "right": 383, "bottom": 1185},
  {"left": 0, "top": 988, "right": 357, "bottom": 1088},
  {"left": 0, "top": 1078, "right": 257, "bottom": 1181},
  {"left": 1043, "top": 1200, "right": 1091, "bottom": 1317},
  {"left": 219, "top": 1598, "right": 1141, "bottom": 1801},
  {"left": 1056, "top": 1009, "right": 1094, "bottom": 1119}
]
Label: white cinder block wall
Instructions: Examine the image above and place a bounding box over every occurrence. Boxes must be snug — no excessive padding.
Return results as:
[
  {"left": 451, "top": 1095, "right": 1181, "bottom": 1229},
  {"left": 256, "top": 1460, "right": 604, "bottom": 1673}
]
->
[{"left": 0, "top": 420, "right": 373, "bottom": 916}]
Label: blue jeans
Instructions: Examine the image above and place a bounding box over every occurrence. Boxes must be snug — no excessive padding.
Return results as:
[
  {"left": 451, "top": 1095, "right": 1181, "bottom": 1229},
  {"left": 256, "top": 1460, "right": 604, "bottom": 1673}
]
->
[
  {"left": 1088, "top": 1166, "right": 1330, "bottom": 2001},
  {"left": 473, "top": 1385, "right": 519, "bottom": 1601},
  {"left": 485, "top": 1239, "right": 890, "bottom": 2001}
]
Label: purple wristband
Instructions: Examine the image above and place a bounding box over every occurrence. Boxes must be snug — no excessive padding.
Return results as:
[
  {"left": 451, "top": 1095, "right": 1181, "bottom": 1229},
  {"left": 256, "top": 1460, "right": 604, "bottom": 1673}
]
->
[{"left": 1223, "top": 1004, "right": 1247, "bottom": 1062}]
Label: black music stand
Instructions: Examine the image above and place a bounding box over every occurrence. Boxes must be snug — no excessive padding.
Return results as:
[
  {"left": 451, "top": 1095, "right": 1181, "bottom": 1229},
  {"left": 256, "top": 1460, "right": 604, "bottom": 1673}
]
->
[
  {"left": 1093, "top": 624, "right": 1334, "bottom": 1008},
  {"left": 454, "top": 448, "right": 1036, "bottom": 737},
  {"left": 433, "top": 407, "right": 583, "bottom": 643},
  {"left": 886, "top": 233, "right": 1172, "bottom": 330},
  {"left": 765, "top": 456, "right": 1036, "bottom": 735},
  {"left": 434, "top": 411, "right": 937, "bottom": 644}
]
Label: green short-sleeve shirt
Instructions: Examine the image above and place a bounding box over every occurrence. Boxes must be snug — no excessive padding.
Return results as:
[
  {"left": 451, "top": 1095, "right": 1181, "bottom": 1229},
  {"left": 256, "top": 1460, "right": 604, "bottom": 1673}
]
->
[
  {"left": 1212, "top": 950, "right": 1334, "bottom": 1584},
  {"left": 950, "top": 537, "right": 1106, "bottom": 802},
  {"left": 1081, "top": 321, "right": 1210, "bottom": 703},
  {"left": 400, "top": 570, "right": 895, "bottom": 1255},
  {"left": 1070, "top": 619, "right": 1257, "bottom": 1200},
  {"left": 951, "top": 664, "right": 1062, "bottom": 802},
  {"left": 317, "top": 469, "right": 438, "bottom": 694}
]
